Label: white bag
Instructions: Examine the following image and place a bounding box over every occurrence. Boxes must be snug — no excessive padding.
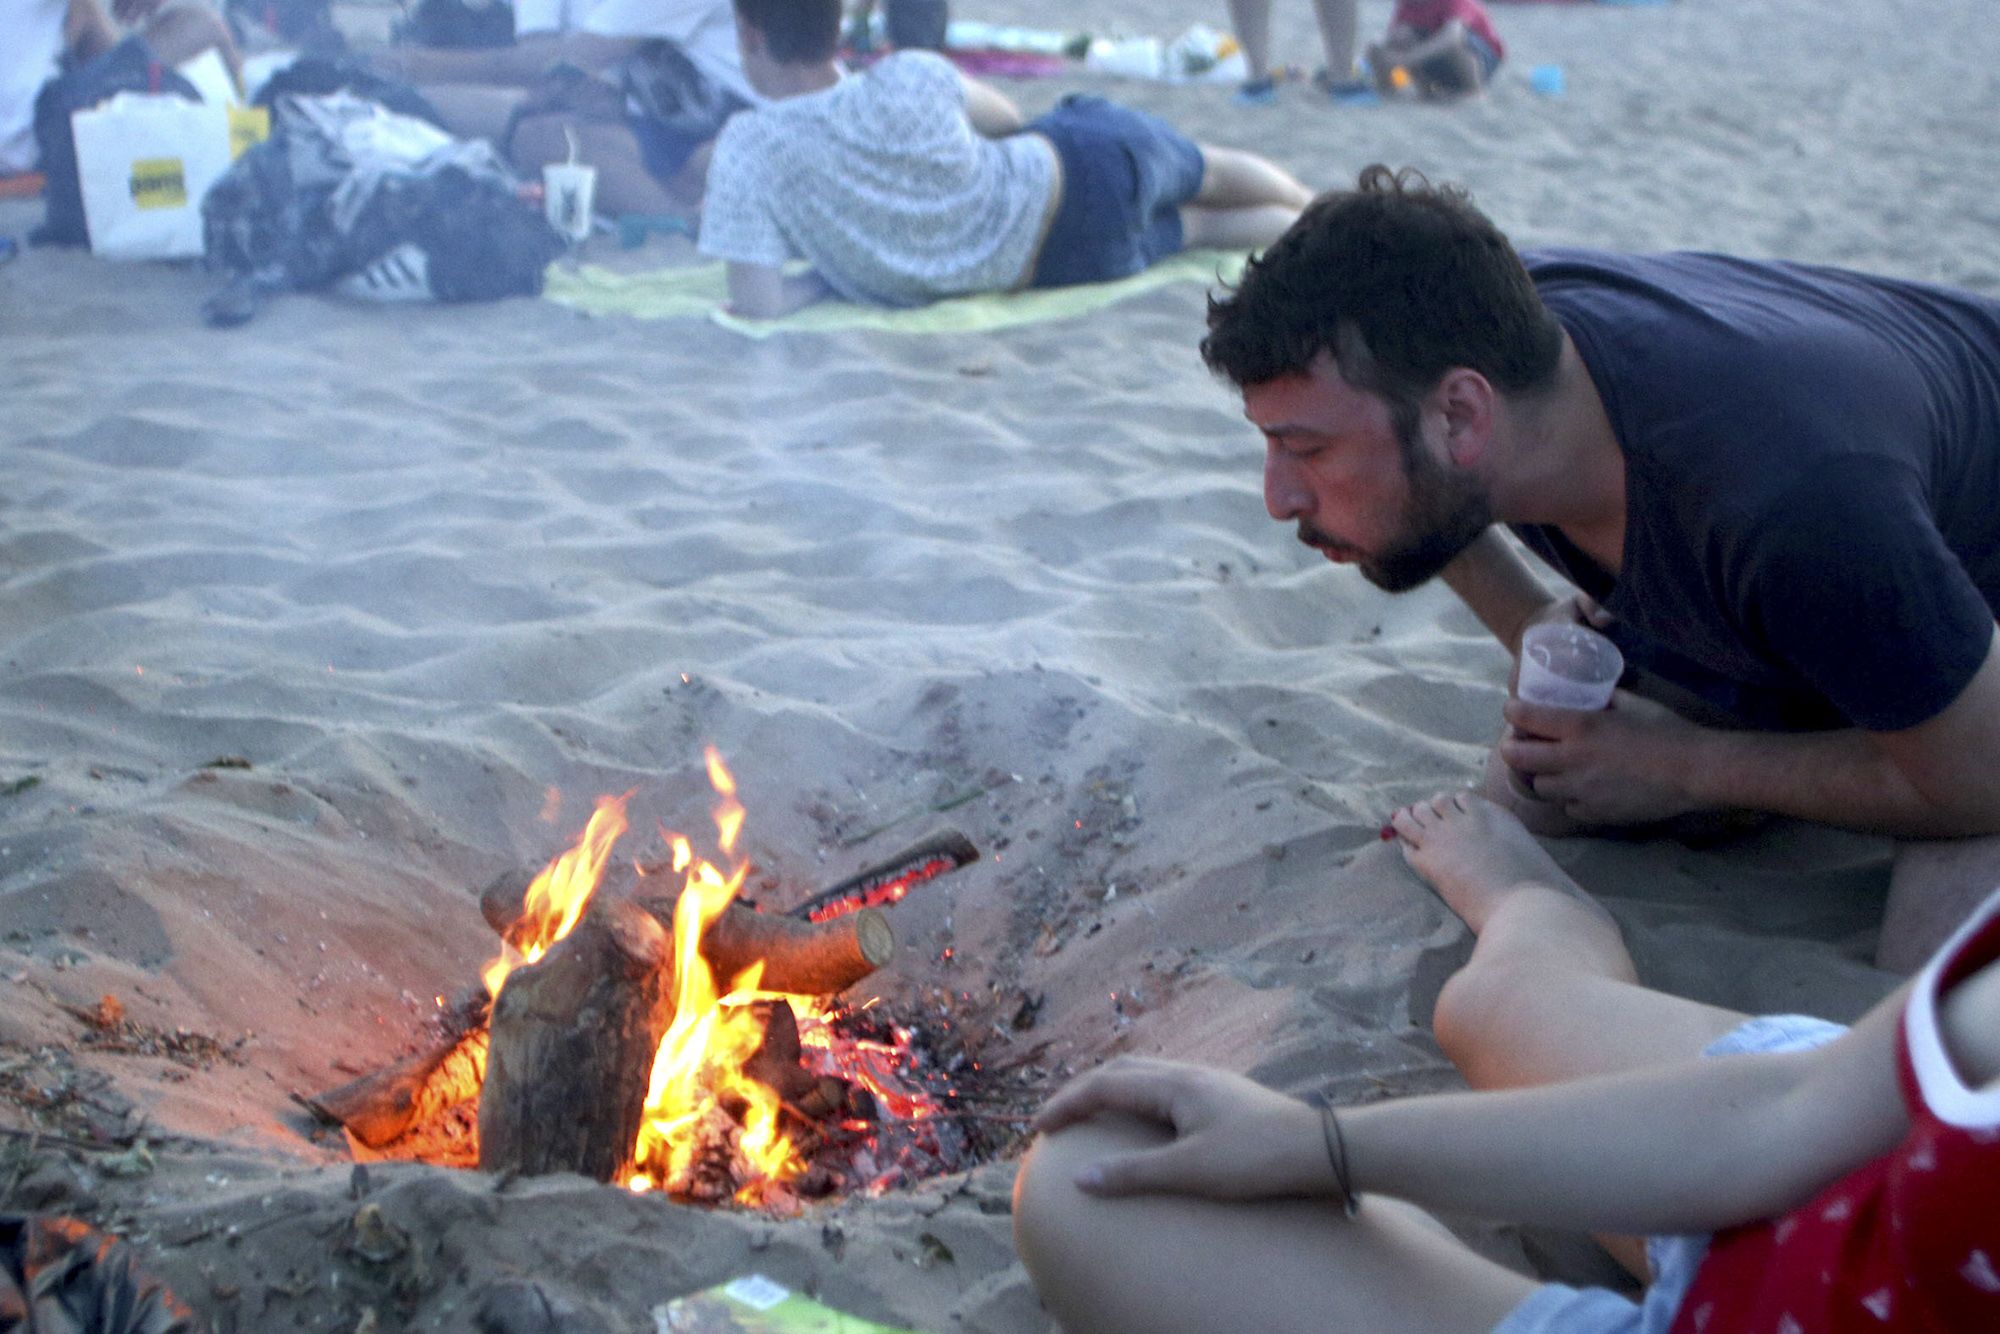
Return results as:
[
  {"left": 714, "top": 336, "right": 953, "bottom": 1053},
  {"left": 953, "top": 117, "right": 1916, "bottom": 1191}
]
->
[{"left": 72, "top": 91, "right": 231, "bottom": 260}]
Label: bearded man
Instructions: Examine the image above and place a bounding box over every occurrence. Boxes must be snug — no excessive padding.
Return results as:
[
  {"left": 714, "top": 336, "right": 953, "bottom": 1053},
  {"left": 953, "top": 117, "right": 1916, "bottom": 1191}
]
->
[{"left": 1202, "top": 165, "right": 2000, "bottom": 975}]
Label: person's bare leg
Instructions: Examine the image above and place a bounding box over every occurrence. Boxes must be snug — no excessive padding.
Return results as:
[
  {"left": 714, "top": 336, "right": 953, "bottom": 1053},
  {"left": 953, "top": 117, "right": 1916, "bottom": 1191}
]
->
[
  {"left": 417, "top": 83, "right": 530, "bottom": 144},
  {"left": 1881, "top": 834, "right": 2000, "bottom": 972},
  {"left": 1391, "top": 791, "right": 1750, "bottom": 1092},
  {"left": 1177, "top": 145, "right": 1309, "bottom": 249},
  {"left": 1180, "top": 203, "right": 1300, "bottom": 250},
  {"left": 509, "top": 115, "right": 697, "bottom": 217},
  {"left": 1015, "top": 1114, "right": 1537, "bottom": 1334},
  {"left": 1395, "top": 790, "right": 1752, "bottom": 1281},
  {"left": 1310, "top": 0, "right": 1359, "bottom": 80},
  {"left": 1190, "top": 144, "right": 1313, "bottom": 209},
  {"left": 1477, "top": 744, "right": 1591, "bottom": 837},
  {"left": 1224, "top": 0, "right": 1273, "bottom": 82},
  {"left": 142, "top": 3, "right": 244, "bottom": 85}
]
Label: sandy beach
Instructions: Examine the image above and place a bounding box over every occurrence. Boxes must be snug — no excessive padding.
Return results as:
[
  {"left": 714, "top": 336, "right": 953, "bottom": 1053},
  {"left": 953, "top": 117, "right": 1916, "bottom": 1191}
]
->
[{"left": 2, "top": 0, "right": 1996, "bottom": 1327}]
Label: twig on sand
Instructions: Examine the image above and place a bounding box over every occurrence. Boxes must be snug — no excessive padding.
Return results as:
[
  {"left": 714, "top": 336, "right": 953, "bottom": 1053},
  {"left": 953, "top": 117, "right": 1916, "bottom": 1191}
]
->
[{"left": 838, "top": 774, "right": 1017, "bottom": 849}]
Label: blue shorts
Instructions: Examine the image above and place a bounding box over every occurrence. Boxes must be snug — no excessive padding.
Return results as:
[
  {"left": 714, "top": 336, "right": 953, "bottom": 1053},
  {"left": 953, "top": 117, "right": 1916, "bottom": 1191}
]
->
[
  {"left": 630, "top": 111, "right": 720, "bottom": 185},
  {"left": 1024, "top": 95, "right": 1206, "bottom": 290},
  {"left": 1490, "top": 1014, "right": 1848, "bottom": 1334}
]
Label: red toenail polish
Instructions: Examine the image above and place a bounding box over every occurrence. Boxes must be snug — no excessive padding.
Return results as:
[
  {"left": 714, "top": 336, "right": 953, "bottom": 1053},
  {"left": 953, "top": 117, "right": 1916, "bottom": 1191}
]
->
[{"left": 1379, "top": 823, "right": 1397, "bottom": 841}]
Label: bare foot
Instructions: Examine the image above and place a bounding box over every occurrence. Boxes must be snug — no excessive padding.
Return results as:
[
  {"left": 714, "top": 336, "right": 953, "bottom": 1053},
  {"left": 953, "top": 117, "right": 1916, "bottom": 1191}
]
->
[
  {"left": 1388, "top": 791, "right": 1591, "bottom": 934},
  {"left": 1478, "top": 747, "right": 1590, "bottom": 838}
]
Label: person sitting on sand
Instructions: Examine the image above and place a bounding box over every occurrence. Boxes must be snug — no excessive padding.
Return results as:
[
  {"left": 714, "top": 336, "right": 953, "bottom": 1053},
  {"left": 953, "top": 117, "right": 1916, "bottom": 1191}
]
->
[
  {"left": 2, "top": 0, "right": 239, "bottom": 179},
  {"left": 1366, "top": 0, "right": 1504, "bottom": 99},
  {"left": 1015, "top": 790, "right": 2000, "bottom": 1334},
  {"left": 1203, "top": 165, "right": 2000, "bottom": 973},
  {"left": 365, "top": 0, "right": 755, "bottom": 216},
  {"left": 697, "top": 0, "right": 1314, "bottom": 318}
]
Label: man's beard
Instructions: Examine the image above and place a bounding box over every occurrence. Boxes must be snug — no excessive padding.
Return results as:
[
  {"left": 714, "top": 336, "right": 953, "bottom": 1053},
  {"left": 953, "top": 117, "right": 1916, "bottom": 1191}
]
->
[{"left": 1305, "top": 414, "right": 1493, "bottom": 594}]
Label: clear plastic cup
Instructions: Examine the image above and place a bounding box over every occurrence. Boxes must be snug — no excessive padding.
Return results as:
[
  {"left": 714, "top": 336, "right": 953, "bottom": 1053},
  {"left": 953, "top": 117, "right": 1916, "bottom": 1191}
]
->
[
  {"left": 542, "top": 162, "right": 597, "bottom": 243},
  {"left": 1516, "top": 622, "right": 1624, "bottom": 711}
]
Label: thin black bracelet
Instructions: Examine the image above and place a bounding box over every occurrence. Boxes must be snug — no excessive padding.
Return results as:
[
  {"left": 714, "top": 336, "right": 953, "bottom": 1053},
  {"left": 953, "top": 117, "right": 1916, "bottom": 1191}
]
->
[{"left": 1319, "top": 1100, "right": 1361, "bottom": 1218}]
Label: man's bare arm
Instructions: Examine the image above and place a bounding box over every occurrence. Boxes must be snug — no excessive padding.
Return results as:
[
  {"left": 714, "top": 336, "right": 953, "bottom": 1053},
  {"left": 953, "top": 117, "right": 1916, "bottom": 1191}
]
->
[
  {"left": 1439, "top": 528, "right": 1559, "bottom": 653},
  {"left": 1680, "top": 626, "right": 2000, "bottom": 836},
  {"left": 1506, "top": 626, "right": 2000, "bottom": 837}
]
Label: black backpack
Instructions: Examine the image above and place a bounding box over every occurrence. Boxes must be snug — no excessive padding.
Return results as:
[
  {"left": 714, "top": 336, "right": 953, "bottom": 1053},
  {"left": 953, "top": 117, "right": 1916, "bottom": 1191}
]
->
[{"left": 391, "top": 0, "right": 517, "bottom": 50}]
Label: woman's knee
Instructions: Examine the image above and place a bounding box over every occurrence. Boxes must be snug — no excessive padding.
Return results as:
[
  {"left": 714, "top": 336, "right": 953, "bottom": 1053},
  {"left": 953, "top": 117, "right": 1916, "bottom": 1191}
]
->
[
  {"left": 144, "top": 4, "right": 241, "bottom": 73},
  {"left": 1431, "top": 956, "right": 1537, "bottom": 1078}
]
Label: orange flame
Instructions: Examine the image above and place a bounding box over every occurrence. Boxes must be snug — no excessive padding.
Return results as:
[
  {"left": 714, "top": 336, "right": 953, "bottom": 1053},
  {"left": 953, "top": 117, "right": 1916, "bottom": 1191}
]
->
[
  {"left": 479, "top": 752, "right": 874, "bottom": 1202},
  {"left": 481, "top": 792, "right": 630, "bottom": 996},
  {"left": 629, "top": 748, "right": 809, "bottom": 1199}
]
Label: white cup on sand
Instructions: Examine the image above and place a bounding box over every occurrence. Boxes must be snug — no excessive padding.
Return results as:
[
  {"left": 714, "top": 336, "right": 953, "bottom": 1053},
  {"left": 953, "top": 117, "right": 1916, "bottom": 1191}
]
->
[
  {"left": 542, "top": 161, "right": 597, "bottom": 244},
  {"left": 1517, "top": 622, "right": 1625, "bottom": 710}
]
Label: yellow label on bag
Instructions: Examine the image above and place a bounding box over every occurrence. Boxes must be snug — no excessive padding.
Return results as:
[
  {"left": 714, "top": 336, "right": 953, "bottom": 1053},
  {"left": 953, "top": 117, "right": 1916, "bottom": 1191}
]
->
[
  {"left": 228, "top": 105, "right": 270, "bottom": 160},
  {"left": 128, "top": 158, "right": 187, "bottom": 208}
]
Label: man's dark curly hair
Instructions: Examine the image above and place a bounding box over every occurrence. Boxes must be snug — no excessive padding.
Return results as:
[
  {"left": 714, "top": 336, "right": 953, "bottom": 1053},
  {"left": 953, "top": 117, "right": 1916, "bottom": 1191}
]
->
[
  {"left": 733, "top": 0, "right": 842, "bottom": 63},
  {"left": 1201, "top": 166, "right": 1564, "bottom": 411}
]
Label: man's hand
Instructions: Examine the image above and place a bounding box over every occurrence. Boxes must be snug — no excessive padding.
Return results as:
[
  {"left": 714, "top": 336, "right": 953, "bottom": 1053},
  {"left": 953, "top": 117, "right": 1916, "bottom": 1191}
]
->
[
  {"left": 1499, "top": 689, "right": 1709, "bottom": 827},
  {"left": 1033, "top": 1057, "right": 1331, "bottom": 1201}
]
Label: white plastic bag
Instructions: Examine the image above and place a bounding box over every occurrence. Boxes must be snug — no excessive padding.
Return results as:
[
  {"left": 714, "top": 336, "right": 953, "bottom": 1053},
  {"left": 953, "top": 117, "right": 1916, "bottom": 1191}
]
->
[{"left": 72, "top": 91, "right": 231, "bottom": 259}]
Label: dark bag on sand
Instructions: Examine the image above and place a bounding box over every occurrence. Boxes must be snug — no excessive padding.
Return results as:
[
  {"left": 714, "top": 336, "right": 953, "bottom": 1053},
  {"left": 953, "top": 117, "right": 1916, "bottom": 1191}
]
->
[
  {"left": 223, "top": 0, "right": 343, "bottom": 51},
  {"left": 28, "top": 36, "right": 199, "bottom": 247},
  {"left": 392, "top": 0, "right": 517, "bottom": 50},
  {"left": 255, "top": 53, "right": 446, "bottom": 128},
  {"left": 0, "top": 1213, "right": 195, "bottom": 1334},
  {"left": 619, "top": 39, "right": 748, "bottom": 145},
  {"left": 201, "top": 93, "right": 563, "bottom": 325}
]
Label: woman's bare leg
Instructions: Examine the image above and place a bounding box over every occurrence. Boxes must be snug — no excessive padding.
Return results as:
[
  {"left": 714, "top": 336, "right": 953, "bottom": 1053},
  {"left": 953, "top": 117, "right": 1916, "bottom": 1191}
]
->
[
  {"left": 1393, "top": 791, "right": 1753, "bottom": 1277},
  {"left": 1391, "top": 792, "right": 1749, "bottom": 1092},
  {"left": 1881, "top": 833, "right": 2000, "bottom": 972},
  {"left": 1015, "top": 1114, "right": 1537, "bottom": 1334}
]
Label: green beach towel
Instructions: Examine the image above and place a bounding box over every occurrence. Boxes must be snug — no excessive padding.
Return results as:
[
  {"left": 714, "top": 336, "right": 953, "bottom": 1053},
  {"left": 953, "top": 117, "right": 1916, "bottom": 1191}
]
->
[{"left": 543, "top": 251, "right": 1249, "bottom": 338}]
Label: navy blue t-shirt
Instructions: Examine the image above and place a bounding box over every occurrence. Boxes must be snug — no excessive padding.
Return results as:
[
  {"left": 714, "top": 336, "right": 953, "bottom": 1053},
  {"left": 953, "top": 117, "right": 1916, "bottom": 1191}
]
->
[{"left": 1512, "top": 249, "right": 2000, "bottom": 733}]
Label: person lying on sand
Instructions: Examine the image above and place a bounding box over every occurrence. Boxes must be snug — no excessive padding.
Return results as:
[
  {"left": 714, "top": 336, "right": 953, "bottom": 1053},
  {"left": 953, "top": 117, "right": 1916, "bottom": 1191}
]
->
[
  {"left": 1014, "top": 791, "right": 2000, "bottom": 1334},
  {"left": 363, "top": 0, "right": 754, "bottom": 217},
  {"left": 697, "top": 0, "right": 1313, "bottom": 318},
  {"left": 2, "top": 0, "right": 239, "bottom": 179},
  {"left": 1202, "top": 165, "right": 2000, "bottom": 971}
]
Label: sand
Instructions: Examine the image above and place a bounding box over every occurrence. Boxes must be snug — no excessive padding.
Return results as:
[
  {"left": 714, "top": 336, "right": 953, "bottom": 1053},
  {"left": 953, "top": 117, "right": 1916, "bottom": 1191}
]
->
[{"left": 1, "top": 0, "right": 1994, "bottom": 1327}]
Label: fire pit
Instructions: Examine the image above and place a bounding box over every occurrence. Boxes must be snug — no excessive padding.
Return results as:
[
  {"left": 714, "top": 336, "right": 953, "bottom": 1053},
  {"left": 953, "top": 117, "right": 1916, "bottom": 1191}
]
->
[{"left": 304, "top": 751, "right": 1011, "bottom": 1211}]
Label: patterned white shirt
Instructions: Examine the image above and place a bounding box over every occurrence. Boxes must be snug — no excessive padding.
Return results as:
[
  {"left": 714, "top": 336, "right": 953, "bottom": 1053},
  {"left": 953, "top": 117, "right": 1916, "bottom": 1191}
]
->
[{"left": 697, "top": 51, "right": 1058, "bottom": 307}]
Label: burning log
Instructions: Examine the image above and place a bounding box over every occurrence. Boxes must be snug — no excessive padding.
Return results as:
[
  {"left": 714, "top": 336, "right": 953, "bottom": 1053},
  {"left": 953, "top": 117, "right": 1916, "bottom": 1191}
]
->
[
  {"left": 312, "top": 824, "right": 975, "bottom": 1176},
  {"left": 305, "top": 984, "right": 490, "bottom": 1148},
  {"left": 483, "top": 871, "right": 898, "bottom": 998},
  {"left": 308, "top": 1030, "right": 489, "bottom": 1149},
  {"left": 645, "top": 899, "right": 895, "bottom": 998},
  {"left": 789, "top": 829, "right": 979, "bottom": 922},
  {"left": 739, "top": 999, "right": 863, "bottom": 1122},
  {"left": 477, "top": 899, "right": 673, "bottom": 1180}
]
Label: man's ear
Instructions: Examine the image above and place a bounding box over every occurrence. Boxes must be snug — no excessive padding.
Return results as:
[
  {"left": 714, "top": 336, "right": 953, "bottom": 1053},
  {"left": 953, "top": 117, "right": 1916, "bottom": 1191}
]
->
[{"left": 1434, "top": 368, "right": 1495, "bottom": 468}]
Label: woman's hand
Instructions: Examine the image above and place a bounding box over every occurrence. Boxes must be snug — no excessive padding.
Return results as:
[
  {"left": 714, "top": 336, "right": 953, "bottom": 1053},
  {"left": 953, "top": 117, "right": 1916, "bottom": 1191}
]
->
[{"left": 1033, "top": 1057, "right": 1331, "bottom": 1201}]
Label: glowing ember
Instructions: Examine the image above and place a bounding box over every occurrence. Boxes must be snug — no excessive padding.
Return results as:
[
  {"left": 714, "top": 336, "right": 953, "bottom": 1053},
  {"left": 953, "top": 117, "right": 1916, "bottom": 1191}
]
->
[{"left": 803, "top": 855, "right": 963, "bottom": 923}]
